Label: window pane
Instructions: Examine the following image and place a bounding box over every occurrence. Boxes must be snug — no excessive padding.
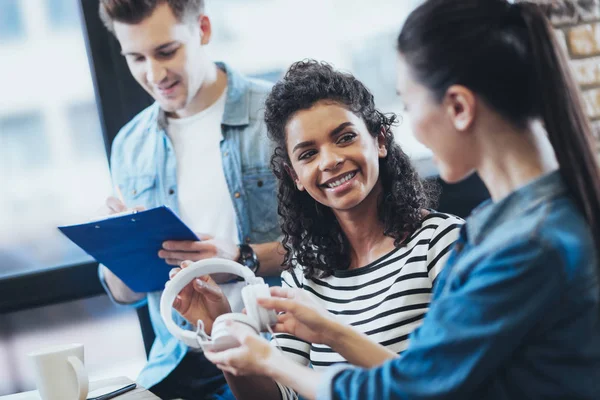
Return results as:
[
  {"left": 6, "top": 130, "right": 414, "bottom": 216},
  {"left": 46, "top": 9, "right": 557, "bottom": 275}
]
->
[
  {"left": 67, "top": 102, "right": 105, "bottom": 159},
  {"left": 0, "top": 112, "right": 47, "bottom": 171},
  {"left": 46, "top": 0, "right": 79, "bottom": 30},
  {"left": 0, "top": 0, "right": 112, "bottom": 278},
  {"left": 206, "top": 0, "right": 431, "bottom": 159},
  {"left": 0, "top": 0, "right": 25, "bottom": 40}
]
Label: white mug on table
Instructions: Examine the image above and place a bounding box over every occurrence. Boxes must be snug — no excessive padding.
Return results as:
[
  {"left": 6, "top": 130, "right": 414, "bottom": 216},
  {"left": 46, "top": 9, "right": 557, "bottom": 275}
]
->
[{"left": 28, "top": 343, "right": 89, "bottom": 400}]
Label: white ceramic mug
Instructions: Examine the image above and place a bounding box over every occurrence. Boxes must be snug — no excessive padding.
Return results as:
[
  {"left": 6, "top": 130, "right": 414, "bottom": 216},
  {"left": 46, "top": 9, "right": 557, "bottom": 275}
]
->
[{"left": 28, "top": 343, "right": 89, "bottom": 400}]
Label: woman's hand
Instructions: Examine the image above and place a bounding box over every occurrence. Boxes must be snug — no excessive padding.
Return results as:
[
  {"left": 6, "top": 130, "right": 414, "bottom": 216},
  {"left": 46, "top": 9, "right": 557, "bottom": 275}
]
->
[
  {"left": 204, "top": 321, "right": 280, "bottom": 377},
  {"left": 205, "top": 320, "right": 322, "bottom": 400},
  {"left": 258, "top": 287, "right": 339, "bottom": 346},
  {"left": 168, "top": 260, "right": 232, "bottom": 334}
]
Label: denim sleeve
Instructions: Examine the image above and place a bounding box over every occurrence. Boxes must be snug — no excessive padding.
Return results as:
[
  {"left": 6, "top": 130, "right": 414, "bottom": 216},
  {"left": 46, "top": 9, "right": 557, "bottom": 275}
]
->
[
  {"left": 96, "top": 133, "right": 148, "bottom": 308},
  {"left": 98, "top": 265, "right": 148, "bottom": 308},
  {"left": 318, "top": 239, "right": 563, "bottom": 400}
]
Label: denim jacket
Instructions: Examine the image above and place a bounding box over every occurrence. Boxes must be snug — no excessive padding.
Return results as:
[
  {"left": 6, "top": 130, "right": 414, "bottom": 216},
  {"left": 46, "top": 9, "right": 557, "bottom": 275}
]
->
[
  {"left": 99, "top": 63, "right": 281, "bottom": 389},
  {"left": 318, "top": 171, "right": 600, "bottom": 399}
]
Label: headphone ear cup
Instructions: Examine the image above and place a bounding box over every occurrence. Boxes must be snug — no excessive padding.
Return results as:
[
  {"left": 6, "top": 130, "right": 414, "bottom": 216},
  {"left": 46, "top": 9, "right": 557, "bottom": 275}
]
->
[
  {"left": 242, "top": 284, "right": 277, "bottom": 331},
  {"left": 206, "top": 313, "right": 260, "bottom": 352},
  {"left": 213, "top": 313, "right": 260, "bottom": 337},
  {"left": 241, "top": 284, "right": 259, "bottom": 326}
]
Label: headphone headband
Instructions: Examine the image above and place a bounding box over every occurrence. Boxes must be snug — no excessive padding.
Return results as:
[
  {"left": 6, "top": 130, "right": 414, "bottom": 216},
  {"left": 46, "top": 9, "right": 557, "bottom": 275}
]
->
[{"left": 160, "top": 259, "right": 263, "bottom": 348}]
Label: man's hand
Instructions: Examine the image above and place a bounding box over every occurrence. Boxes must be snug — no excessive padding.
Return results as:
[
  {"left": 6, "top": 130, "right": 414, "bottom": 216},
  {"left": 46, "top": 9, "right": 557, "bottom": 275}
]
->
[
  {"left": 159, "top": 235, "right": 241, "bottom": 282},
  {"left": 104, "top": 196, "right": 145, "bottom": 215},
  {"left": 99, "top": 197, "right": 147, "bottom": 303},
  {"left": 168, "top": 260, "right": 232, "bottom": 334},
  {"left": 159, "top": 234, "right": 240, "bottom": 265}
]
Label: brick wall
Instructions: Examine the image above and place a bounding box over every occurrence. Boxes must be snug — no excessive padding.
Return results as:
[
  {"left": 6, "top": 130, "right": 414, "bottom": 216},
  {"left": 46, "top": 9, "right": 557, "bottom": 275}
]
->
[{"left": 534, "top": 0, "right": 600, "bottom": 141}]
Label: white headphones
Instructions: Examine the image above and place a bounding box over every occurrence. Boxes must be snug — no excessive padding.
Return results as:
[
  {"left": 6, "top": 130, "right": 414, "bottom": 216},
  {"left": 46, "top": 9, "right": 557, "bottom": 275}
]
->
[{"left": 160, "top": 259, "right": 277, "bottom": 352}]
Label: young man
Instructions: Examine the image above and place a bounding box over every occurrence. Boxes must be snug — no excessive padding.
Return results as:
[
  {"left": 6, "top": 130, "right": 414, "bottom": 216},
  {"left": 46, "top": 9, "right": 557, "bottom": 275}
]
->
[{"left": 97, "top": 1, "right": 283, "bottom": 398}]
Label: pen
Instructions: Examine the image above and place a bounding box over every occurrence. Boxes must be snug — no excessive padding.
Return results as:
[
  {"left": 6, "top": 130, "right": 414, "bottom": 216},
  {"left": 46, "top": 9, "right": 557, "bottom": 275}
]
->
[
  {"left": 87, "top": 383, "right": 137, "bottom": 400},
  {"left": 115, "top": 184, "right": 126, "bottom": 207}
]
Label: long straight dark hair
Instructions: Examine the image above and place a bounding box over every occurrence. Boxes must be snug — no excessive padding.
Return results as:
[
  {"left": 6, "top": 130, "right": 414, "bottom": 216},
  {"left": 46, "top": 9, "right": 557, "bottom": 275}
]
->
[{"left": 398, "top": 0, "right": 600, "bottom": 250}]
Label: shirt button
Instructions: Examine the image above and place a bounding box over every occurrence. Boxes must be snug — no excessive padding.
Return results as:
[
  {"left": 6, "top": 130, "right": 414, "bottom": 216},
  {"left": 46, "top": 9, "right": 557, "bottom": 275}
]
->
[
  {"left": 257, "top": 180, "right": 263, "bottom": 187},
  {"left": 245, "top": 237, "right": 251, "bottom": 243},
  {"left": 223, "top": 151, "right": 229, "bottom": 157},
  {"left": 169, "top": 188, "right": 175, "bottom": 195},
  {"left": 234, "top": 192, "right": 241, "bottom": 198},
  {"left": 132, "top": 189, "right": 137, "bottom": 195}
]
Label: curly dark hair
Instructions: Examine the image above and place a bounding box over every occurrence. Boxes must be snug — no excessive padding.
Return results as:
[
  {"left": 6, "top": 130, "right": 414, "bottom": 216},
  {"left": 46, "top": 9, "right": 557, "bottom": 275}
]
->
[{"left": 265, "top": 60, "right": 438, "bottom": 279}]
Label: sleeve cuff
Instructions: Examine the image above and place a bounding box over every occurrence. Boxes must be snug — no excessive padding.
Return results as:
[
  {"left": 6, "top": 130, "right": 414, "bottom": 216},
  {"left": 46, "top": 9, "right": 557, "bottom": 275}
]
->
[
  {"left": 98, "top": 264, "right": 148, "bottom": 308},
  {"left": 316, "top": 364, "right": 354, "bottom": 400}
]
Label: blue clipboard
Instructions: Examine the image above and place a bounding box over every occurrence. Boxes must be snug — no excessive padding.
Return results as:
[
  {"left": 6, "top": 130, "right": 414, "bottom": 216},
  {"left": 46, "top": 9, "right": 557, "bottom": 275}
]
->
[{"left": 58, "top": 206, "right": 198, "bottom": 292}]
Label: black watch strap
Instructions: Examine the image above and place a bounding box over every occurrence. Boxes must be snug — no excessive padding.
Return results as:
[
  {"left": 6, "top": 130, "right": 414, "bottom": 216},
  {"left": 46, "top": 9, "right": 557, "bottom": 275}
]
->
[{"left": 237, "top": 244, "right": 260, "bottom": 275}]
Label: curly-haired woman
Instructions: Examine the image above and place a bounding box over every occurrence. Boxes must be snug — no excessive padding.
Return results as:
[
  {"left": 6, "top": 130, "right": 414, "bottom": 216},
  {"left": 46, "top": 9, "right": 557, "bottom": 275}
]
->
[{"left": 169, "top": 60, "right": 463, "bottom": 400}]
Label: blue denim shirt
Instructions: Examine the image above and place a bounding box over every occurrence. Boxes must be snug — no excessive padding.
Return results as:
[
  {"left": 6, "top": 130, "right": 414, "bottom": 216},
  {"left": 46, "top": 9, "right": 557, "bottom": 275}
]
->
[
  {"left": 318, "top": 171, "right": 600, "bottom": 399},
  {"left": 99, "top": 63, "right": 281, "bottom": 389}
]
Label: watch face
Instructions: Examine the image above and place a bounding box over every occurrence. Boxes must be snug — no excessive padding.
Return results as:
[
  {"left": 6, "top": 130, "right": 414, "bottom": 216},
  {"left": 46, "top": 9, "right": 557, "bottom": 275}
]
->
[
  {"left": 245, "top": 258, "right": 257, "bottom": 271},
  {"left": 238, "top": 244, "right": 258, "bottom": 273}
]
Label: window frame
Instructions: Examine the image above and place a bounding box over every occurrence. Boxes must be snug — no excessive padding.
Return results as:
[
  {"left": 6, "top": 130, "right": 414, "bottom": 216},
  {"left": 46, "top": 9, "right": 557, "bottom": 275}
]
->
[{"left": 0, "top": 0, "right": 152, "bottom": 314}]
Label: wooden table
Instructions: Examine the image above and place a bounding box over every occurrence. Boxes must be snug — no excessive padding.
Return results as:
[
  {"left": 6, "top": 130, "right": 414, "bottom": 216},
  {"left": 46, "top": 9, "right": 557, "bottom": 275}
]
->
[{"left": 0, "top": 376, "right": 160, "bottom": 399}]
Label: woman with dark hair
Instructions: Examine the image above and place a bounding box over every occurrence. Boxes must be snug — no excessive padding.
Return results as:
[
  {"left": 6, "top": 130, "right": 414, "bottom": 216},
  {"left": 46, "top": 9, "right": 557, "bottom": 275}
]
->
[
  {"left": 203, "top": 0, "right": 600, "bottom": 399},
  {"left": 266, "top": 60, "right": 458, "bottom": 282},
  {"left": 170, "top": 59, "right": 463, "bottom": 399}
]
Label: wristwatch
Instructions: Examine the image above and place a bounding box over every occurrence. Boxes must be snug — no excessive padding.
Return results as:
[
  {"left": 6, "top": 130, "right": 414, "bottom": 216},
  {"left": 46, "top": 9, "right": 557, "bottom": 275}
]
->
[{"left": 237, "top": 244, "right": 260, "bottom": 274}]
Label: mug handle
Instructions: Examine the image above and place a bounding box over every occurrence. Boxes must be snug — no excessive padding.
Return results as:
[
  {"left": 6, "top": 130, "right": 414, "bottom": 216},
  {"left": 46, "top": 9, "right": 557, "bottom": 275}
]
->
[{"left": 67, "top": 356, "right": 89, "bottom": 400}]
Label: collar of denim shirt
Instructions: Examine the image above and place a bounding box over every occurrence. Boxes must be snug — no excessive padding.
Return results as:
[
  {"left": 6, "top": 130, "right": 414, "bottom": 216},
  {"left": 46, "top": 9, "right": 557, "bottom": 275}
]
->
[
  {"left": 156, "top": 61, "right": 251, "bottom": 131},
  {"left": 464, "top": 170, "right": 567, "bottom": 246}
]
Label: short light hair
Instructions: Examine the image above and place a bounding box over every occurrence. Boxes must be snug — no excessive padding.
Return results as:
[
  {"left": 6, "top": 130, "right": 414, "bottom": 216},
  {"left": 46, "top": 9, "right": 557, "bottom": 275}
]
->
[{"left": 99, "top": 0, "right": 205, "bottom": 34}]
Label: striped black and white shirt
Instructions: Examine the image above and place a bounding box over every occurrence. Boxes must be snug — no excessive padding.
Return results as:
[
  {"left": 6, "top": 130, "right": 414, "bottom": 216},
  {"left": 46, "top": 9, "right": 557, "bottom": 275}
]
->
[{"left": 272, "top": 212, "right": 464, "bottom": 399}]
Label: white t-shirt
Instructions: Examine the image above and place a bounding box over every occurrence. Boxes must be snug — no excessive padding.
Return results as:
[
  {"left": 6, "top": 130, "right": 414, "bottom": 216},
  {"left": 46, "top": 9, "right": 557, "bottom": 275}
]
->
[{"left": 167, "top": 89, "right": 245, "bottom": 312}]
